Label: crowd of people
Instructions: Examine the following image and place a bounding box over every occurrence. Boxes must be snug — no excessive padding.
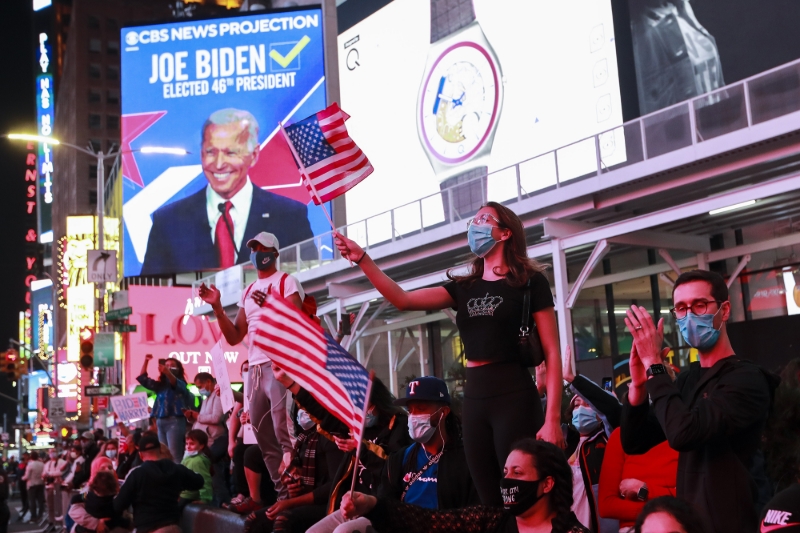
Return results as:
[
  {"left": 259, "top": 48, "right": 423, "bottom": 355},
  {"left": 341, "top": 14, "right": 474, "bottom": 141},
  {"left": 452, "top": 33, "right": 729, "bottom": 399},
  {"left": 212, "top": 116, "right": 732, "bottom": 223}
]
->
[{"left": 4, "top": 206, "right": 800, "bottom": 533}]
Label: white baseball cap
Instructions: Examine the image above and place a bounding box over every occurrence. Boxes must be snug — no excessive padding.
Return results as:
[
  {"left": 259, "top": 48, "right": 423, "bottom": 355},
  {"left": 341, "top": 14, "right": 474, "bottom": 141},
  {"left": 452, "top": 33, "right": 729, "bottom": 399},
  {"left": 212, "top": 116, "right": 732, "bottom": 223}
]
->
[{"left": 246, "top": 231, "right": 280, "bottom": 250}]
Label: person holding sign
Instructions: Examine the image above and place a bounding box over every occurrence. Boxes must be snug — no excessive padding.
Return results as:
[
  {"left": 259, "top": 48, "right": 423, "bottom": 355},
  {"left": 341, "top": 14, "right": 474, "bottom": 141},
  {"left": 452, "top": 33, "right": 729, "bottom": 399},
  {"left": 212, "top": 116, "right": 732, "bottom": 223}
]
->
[
  {"left": 198, "top": 231, "right": 304, "bottom": 501},
  {"left": 137, "top": 355, "right": 191, "bottom": 464},
  {"left": 334, "top": 202, "right": 566, "bottom": 506}
]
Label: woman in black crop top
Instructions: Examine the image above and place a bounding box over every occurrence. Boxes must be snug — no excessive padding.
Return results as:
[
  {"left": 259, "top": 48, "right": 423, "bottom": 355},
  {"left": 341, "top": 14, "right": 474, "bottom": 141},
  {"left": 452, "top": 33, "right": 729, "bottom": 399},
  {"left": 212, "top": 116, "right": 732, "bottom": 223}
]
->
[{"left": 335, "top": 201, "right": 566, "bottom": 506}]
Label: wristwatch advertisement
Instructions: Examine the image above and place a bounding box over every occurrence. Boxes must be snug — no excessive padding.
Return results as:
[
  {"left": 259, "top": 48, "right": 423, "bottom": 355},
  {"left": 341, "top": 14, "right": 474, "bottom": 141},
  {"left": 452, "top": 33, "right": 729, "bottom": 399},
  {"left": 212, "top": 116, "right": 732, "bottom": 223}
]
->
[{"left": 416, "top": 0, "right": 504, "bottom": 215}]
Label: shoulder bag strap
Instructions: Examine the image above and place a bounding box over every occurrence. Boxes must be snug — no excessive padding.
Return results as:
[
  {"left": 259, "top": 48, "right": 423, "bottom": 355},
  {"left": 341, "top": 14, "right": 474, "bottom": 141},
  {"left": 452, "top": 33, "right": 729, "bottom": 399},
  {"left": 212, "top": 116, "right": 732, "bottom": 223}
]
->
[
  {"left": 520, "top": 278, "right": 532, "bottom": 338},
  {"left": 279, "top": 272, "right": 288, "bottom": 297}
]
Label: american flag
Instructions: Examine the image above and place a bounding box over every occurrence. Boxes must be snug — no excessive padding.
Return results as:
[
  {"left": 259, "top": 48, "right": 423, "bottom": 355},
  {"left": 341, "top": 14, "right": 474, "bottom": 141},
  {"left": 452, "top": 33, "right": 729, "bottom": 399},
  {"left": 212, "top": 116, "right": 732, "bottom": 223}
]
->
[
  {"left": 283, "top": 103, "right": 373, "bottom": 205},
  {"left": 252, "top": 288, "right": 371, "bottom": 439}
]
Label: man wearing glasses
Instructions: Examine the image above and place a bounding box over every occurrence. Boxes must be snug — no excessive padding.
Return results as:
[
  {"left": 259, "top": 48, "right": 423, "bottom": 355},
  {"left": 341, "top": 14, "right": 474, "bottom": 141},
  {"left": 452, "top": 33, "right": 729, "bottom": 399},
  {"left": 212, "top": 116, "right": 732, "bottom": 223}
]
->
[{"left": 619, "top": 269, "right": 776, "bottom": 533}]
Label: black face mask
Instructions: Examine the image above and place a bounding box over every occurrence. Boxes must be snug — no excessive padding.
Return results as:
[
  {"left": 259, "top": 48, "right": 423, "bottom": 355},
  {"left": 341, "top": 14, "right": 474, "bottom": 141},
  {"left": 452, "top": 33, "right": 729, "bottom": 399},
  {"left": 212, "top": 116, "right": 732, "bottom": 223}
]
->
[{"left": 500, "top": 477, "right": 544, "bottom": 516}]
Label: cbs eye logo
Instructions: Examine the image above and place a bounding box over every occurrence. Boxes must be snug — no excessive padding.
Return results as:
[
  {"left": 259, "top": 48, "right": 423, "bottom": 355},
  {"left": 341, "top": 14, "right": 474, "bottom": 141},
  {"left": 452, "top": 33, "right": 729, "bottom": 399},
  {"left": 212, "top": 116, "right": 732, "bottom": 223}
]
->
[{"left": 125, "top": 32, "right": 138, "bottom": 46}]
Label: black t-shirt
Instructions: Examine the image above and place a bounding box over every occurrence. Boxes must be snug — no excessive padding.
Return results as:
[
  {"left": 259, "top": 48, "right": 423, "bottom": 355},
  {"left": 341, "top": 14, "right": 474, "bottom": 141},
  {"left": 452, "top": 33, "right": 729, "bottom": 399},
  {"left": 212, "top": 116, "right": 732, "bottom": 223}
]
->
[{"left": 443, "top": 273, "right": 554, "bottom": 362}]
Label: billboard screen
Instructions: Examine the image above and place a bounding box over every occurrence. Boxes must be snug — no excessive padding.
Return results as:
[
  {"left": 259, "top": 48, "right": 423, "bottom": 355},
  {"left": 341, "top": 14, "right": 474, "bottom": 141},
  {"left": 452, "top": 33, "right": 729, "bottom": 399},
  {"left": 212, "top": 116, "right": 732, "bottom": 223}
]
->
[
  {"left": 628, "top": 0, "right": 800, "bottom": 115},
  {"left": 121, "top": 8, "right": 329, "bottom": 277},
  {"left": 338, "top": 0, "right": 624, "bottom": 226},
  {"left": 124, "top": 285, "right": 248, "bottom": 389}
]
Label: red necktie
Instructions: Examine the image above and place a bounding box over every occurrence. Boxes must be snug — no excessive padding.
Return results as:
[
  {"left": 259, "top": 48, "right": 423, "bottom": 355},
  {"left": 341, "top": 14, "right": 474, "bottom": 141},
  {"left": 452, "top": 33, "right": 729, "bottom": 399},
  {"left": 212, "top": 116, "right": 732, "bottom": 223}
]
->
[{"left": 215, "top": 201, "right": 235, "bottom": 268}]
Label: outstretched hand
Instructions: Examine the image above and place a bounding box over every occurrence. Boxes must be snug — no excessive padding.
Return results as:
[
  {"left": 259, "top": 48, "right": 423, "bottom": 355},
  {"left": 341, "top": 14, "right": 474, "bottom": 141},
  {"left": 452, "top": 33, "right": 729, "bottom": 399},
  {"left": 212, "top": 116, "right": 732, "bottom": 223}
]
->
[
  {"left": 333, "top": 232, "right": 365, "bottom": 263},
  {"left": 198, "top": 283, "right": 221, "bottom": 307}
]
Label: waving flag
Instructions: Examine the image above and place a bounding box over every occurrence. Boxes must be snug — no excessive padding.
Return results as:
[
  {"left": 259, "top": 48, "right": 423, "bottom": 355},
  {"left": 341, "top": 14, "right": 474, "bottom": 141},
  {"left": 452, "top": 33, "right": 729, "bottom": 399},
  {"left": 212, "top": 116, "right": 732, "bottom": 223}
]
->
[
  {"left": 282, "top": 103, "right": 373, "bottom": 205},
  {"left": 252, "top": 289, "right": 371, "bottom": 440}
]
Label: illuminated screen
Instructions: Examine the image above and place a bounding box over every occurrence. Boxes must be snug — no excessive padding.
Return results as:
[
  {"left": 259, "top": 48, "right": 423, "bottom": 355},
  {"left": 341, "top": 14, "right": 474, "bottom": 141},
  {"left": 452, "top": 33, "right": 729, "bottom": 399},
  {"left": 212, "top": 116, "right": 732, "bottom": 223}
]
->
[
  {"left": 338, "top": 0, "right": 625, "bottom": 226},
  {"left": 121, "top": 8, "right": 330, "bottom": 277}
]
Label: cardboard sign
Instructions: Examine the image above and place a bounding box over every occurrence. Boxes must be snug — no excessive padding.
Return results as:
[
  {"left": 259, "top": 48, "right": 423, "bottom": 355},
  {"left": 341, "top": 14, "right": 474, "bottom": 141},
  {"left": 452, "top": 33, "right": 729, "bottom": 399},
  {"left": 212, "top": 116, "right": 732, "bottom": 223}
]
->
[
  {"left": 110, "top": 392, "right": 150, "bottom": 423},
  {"left": 210, "top": 342, "right": 235, "bottom": 414}
]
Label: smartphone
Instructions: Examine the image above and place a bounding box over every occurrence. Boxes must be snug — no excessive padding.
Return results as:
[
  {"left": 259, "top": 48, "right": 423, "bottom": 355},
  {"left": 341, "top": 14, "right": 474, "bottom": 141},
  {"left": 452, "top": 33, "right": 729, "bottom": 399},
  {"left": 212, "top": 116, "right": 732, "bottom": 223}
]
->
[
  {"left": 158, "top": 358, "right": 166, "bottom": 365},
  {"left": 340, "top": 318, "right": 351, "bottom": 335},
  {"left": 602, "top": 377, "right": 613, "bottom": 392}
]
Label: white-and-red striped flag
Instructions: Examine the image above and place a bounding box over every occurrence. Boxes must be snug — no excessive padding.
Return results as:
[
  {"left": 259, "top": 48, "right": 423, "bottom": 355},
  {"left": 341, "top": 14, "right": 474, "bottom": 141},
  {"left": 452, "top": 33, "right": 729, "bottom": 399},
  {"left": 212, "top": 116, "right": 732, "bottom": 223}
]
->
[
  {"left": 282, "top": 103, "right": 373, "bottom": 205},
  {"left": 251, "top": 289, "right": 371, "bottom": 440}
]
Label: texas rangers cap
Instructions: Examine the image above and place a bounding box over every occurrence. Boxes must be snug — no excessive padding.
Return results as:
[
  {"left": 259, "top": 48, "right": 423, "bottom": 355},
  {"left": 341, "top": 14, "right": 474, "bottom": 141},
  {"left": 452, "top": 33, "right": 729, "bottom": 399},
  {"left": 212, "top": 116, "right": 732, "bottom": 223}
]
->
[
  {"left": 393, "top": 376, "right": 451, "bottom": 406},
  {"left": 246, "top": 231, "right": 279, "bottom": 251}
]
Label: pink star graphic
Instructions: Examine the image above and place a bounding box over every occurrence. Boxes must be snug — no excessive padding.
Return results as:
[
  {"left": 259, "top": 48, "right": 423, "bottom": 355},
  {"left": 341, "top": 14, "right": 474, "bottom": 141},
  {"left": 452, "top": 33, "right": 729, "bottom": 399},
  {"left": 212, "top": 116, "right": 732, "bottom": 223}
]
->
[{"left": 121, "top": 111, "right": 167, "bottom": 187}]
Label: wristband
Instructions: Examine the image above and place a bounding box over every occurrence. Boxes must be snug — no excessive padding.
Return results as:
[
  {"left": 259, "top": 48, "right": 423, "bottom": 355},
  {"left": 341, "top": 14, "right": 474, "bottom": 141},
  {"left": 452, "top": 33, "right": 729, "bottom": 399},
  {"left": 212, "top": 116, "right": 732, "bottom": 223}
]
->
[{"left": 354, "top": 251, "right": 367, "bottom": 264}]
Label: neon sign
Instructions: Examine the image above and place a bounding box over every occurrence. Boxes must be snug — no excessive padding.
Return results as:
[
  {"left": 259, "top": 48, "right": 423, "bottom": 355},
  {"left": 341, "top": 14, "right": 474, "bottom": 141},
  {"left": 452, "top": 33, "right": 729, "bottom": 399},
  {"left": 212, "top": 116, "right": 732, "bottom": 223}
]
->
[{"left": 36, "top": 32, "right": 54, "bottom": 243}]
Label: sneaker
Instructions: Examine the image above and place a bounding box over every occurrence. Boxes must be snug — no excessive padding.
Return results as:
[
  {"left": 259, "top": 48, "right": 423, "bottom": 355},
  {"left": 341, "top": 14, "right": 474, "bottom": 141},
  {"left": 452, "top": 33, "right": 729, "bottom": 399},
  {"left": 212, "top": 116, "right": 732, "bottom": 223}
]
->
[{"left": 227, "top": 497, "right": 262, "bottom": 515}]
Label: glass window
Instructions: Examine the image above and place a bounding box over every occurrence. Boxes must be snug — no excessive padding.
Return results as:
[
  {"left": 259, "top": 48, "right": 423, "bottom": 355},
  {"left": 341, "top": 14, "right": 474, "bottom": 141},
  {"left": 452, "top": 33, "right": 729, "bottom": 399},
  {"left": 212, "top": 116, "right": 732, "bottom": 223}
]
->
[
  {"left": 88, "top": 16, "right": 100, "bottom": 29},
  {"left": 89, "top": 64, "right": 101, "bottom": 79},
  {"left": 89, "top": 140, "right": 102, "bottom": 152},
  {"left": 88, "top": 89, "right": 101, "bottom": 103},
  {"left": 107, "top": 89, "right": 120, "bottom": 105},
  {"left": 107, "top": 115, "right": 119, "bottom": 130},
  {"left": 107, "top": 41, "right": 119, "bottom": 55},
  {"left": 88, "top": 114, "right": 102, "bottom": 129},
  {"left": 106, "top": 66, "right": 119, "bottom": 80},
  {"left": 89, "top": 190, "right": 98, "bottom": 205},
  {"left": 106, "top": 19, "right": 118, "bottom": 32},
  {"left": 89, "top": 38, "right": 101, "bottom": 53},
  {"left": 89, "top": 164, "right": 97, "bottom": 179}
]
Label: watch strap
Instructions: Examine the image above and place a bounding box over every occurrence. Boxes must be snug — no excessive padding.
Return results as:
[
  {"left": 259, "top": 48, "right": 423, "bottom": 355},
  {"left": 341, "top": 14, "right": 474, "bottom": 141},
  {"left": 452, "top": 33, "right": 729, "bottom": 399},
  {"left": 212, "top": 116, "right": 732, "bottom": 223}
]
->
[
  {"left": 646, "top": 364, "right": 667, "bottom": 378},
  {"left": 430, "top": 0, "right": 476, "bottom": 43}
]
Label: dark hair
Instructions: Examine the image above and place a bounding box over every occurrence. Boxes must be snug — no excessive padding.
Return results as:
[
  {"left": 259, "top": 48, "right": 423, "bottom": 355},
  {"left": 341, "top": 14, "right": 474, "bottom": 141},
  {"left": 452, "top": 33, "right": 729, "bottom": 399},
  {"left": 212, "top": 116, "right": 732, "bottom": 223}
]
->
[
  {"left": 763, "top": 358, "right": 800, "bottom": 491},
  {"left": 444, "top": 410, "right": 462, "bottom": 443},
  {"left": 510, "top": 439, "right": 573, "bottom": 533},
  {"left": 672, "top": 270, "right": 729, "bottom": 303},
  {"left": 163, "top": 358, "right": 187, "bottom": 382},
  {"left": 30, "top": 452, "right": 39, "bottom": 461},
  {"left": 447, "top": 201, "right": 546, "bottom": 289},
  {"left": 194, "top": 372, "right": 214, "bottom": 384},
  {"left": 634, "top": 496, "right": 707, "bottom": 533},
  {"left": 186, "top": 429, "right": 209, "bottom": 449},
  {"left": 89, "top": 470, "right": 119, "bottom": 497},
  {"left": 369, "top": 377, "right": 404, "bottom": 418}
]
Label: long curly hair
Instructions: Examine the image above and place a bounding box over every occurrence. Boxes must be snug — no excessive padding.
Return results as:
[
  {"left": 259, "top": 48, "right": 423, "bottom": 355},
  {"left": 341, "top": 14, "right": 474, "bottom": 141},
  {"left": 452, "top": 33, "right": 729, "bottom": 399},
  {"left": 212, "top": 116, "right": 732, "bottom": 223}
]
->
[
  {"left": 763, "top": 358, "right": 800, "bottom": 491},
  {"left": 447, "top": 201, "right": 546, "bottom": 289},
  {"left": 510, "top": 438, "right": 574, "bottom": 533}
]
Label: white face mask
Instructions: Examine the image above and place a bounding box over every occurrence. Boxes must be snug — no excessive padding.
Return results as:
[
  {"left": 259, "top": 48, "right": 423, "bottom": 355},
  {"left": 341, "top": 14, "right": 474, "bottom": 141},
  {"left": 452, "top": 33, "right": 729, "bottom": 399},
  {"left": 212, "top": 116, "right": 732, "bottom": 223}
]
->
[
  {"left": 407, "top": 408, "right": 444, "bottom": 444},
  {"left": 297, "top": 410, "right": 315, "bottom": 431},
  {"left": 184, "top": 450, "right": 198, "bottom": 458}
]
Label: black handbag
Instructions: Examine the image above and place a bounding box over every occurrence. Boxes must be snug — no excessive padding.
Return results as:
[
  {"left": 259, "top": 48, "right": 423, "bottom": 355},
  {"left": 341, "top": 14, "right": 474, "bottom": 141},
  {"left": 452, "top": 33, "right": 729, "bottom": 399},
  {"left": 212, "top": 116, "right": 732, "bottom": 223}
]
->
[{"left": 517, "top": 278, "right": 545, "bottom": 368}]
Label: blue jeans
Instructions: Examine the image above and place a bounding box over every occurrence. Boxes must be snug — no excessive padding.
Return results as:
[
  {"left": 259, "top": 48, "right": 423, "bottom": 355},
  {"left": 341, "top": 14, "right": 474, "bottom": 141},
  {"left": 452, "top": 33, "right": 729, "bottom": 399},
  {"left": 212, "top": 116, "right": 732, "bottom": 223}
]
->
[{"left": 156, "top": 416, "right": 186, "bottom": 463}]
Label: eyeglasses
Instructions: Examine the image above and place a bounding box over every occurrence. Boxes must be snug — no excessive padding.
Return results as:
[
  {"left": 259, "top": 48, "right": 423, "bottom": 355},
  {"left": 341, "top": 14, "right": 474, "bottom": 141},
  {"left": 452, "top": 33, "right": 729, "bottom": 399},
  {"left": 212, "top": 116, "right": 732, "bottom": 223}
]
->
[
  {"left": 669, "top": 300, "right": 723, "bottom": 319},
  {"left": 467, "top": 213, "right": 503, "bottom": 229}
]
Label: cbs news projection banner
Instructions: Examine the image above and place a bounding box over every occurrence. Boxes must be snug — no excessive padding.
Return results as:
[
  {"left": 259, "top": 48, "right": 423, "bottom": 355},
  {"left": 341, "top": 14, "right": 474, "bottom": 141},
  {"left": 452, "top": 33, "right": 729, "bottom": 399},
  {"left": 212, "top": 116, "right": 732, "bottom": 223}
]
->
[{"left": 121, "top": 9, "right": 330, "bottom": 277}]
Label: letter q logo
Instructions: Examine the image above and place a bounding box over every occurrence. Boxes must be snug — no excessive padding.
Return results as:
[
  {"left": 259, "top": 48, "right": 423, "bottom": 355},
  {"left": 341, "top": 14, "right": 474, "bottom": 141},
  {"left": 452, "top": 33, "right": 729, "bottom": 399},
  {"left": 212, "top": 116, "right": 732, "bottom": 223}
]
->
[{"left": 125, "top": 32, "right": 138, "bottom": 46}]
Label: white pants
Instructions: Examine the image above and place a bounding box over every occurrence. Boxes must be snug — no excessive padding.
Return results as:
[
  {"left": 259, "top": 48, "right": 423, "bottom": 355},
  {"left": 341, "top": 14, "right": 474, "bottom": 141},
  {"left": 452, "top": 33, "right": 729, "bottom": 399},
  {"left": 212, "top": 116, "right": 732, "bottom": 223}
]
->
[{"left": 307, "top": 510, "right": 373, "bottom": 533}]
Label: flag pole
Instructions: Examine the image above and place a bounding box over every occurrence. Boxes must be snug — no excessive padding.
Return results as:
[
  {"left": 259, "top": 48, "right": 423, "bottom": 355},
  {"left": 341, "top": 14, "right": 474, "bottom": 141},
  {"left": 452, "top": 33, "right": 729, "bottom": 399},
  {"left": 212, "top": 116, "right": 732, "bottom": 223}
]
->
[
  {"left": 278, "top": 122, "right": 336, "bottom": 232},
  {"left": 349, "top": 369, "right": 375, "bottom": 496}
]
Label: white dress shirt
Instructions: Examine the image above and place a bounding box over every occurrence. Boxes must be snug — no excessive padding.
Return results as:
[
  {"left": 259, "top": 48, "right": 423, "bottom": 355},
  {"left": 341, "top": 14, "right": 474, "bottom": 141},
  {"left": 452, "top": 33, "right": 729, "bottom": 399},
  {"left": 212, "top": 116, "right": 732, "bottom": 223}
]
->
[{"left": 206, "top": 178, "right": 254, "bottom": 264}]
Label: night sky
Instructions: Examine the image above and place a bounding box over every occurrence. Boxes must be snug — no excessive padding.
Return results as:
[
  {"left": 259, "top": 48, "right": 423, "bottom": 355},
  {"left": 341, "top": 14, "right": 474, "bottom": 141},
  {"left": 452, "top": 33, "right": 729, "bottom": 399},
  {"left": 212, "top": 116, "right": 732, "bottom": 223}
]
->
[{"left": 0, "top": 0, "right": 35, "bottom": 422}]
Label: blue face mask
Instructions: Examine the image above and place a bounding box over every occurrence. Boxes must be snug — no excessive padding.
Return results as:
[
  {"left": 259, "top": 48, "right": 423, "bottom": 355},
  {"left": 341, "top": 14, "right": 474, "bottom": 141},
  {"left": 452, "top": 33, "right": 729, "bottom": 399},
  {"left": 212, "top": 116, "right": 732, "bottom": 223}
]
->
[
  {"left": 677, "top": 308, "right": 721, "bottom": 351},
  {"left": 572, "top": 406, "right": 601, "bottom": 435},
  {"left": 250, "top": 250, "right": 277, "bottom": 271},
  {"left": 364, "top": 410, "right": 377, "bottom": 428},
  {"left": 199, "top": 389, "right": 211, "bottom": 398},
  {"left": 468, "top": 224, "right": 497, "bottom": 258}
]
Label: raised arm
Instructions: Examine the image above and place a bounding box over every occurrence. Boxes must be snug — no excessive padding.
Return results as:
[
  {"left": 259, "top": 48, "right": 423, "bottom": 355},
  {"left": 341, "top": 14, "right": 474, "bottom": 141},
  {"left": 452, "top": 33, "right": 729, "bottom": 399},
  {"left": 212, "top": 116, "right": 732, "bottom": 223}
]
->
[
  {"left": 140, "top": 354, "right": 152, "bottom": 378},
  {"left": 335, "top": 232, "right": 455, "bottom": 311},
  {"left": 199, "top": 283, "right": 248, "bottom": 345}
]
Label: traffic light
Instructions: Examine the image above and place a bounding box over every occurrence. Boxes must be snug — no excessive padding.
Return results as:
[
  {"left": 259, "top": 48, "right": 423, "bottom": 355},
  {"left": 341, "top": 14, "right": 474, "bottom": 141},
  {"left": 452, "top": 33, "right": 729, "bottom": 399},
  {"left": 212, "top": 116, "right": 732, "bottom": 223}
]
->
[
  {"left": 0, "top": 351, "right": 9, "bottom": 379},
  {"left": 79, "top": 327, "right": 95, "bottom": 370},
  {"left": 14, "top": 351, "right": 28, "bottom": 381}
]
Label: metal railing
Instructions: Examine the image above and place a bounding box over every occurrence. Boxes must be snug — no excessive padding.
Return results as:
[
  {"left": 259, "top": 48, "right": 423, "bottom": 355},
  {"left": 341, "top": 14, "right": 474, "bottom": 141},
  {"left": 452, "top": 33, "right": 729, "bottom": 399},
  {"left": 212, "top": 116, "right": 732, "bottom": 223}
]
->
[{"left": 275, "top": 59, "right": 800, "bottom": 276}]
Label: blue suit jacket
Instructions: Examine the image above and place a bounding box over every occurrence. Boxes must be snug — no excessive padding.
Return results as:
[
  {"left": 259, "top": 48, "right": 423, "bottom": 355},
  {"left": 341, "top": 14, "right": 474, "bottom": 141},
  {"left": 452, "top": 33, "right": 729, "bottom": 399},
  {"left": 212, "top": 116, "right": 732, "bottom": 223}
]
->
[{"left": 140, "top": 185, "right": 314, "bottom": 275}]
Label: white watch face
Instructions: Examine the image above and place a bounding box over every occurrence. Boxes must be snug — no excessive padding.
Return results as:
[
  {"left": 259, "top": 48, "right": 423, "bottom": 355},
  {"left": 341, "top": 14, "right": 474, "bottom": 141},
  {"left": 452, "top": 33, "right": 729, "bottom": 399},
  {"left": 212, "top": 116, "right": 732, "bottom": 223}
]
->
[{"left": 420, "top": 41, "right": 500, "bottom": 164}]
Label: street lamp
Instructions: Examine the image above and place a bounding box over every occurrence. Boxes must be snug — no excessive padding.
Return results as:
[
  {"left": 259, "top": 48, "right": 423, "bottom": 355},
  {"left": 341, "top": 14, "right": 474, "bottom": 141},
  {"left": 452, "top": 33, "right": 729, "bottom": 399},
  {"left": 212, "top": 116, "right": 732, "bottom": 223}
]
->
[{"left": 5, "top": 133, "right": 187, "bottom": 325}]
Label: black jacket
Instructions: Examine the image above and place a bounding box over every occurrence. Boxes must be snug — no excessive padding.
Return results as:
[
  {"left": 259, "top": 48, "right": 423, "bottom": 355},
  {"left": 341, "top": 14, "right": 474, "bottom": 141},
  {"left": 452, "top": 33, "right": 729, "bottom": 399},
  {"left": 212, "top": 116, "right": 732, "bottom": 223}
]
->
[
  {"left": 379, "top": 440, "right": 480, "bottom": 509},
  {"left": 113, "top": 459, "right": 204, "bottom": 533},
  {"left": 294, "top": 388, "right": 411, "bottom": 512},
  {"left": 620, "top": 356, "right": 775, "bottom": 533},
  {"left": 140, "top": 184, "right": 314, "bottom": 275}
]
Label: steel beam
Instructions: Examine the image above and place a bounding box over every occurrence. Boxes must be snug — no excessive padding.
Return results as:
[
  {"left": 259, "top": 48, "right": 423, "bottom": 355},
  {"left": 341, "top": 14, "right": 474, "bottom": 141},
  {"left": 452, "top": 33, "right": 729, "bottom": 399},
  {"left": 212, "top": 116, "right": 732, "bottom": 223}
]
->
[
  {"left": 551, "top": 238, "right": 574, "bottom": 359},
  {"left": 727, "top": 254, "right": 752, "bottom": 288},
  {"left": 659, "top": 273, "right": 675, "bottom": 287},
  {"left": 544, "top": 217, "right": 709, "bottom": 252},
  {"left": 566, "top": 240, "right": 610, "bottom": 309},
  {"left": 658, "top": 249, "right": 684, "bottom": 278},
  {"left": 343, "top": 301, "right": 370, "bottom": 351}
]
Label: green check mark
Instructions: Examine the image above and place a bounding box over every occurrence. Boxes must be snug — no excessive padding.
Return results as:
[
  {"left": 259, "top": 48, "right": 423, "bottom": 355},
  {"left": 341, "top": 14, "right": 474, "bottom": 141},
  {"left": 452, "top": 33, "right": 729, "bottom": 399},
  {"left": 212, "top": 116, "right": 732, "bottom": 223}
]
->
[{"left": 270, "top": 36, "right": 311, "bottom": 68}]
